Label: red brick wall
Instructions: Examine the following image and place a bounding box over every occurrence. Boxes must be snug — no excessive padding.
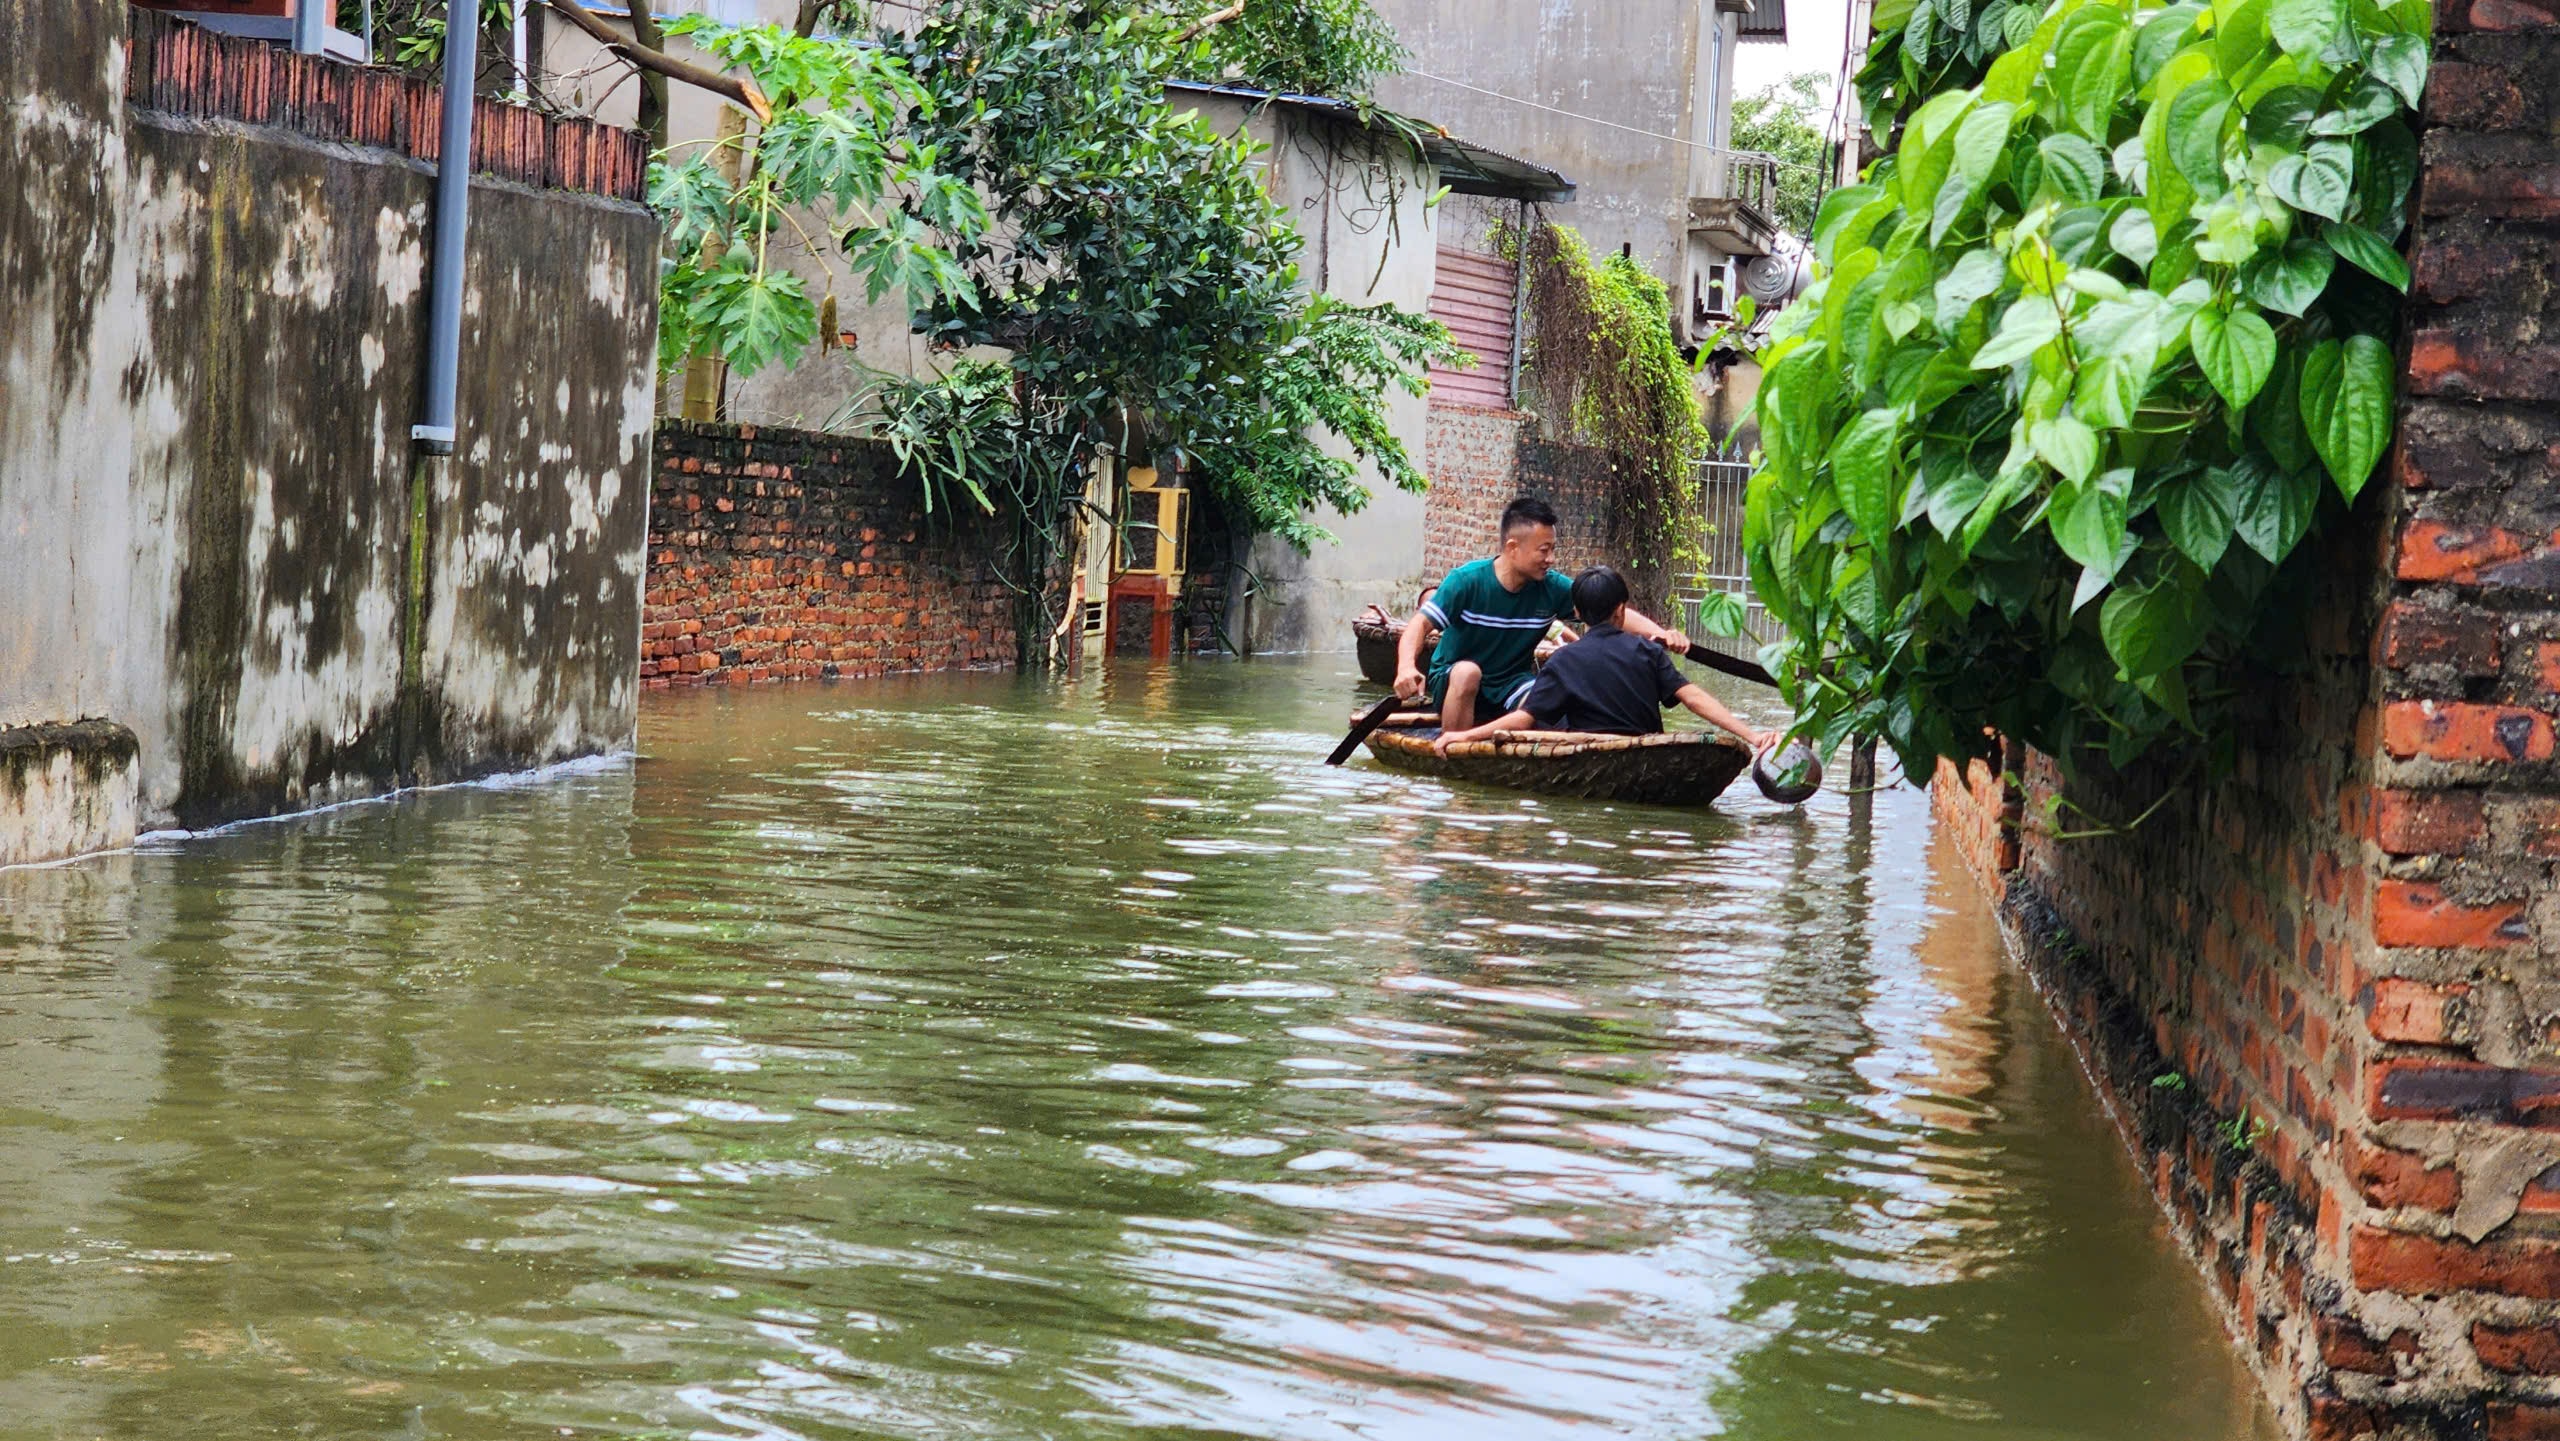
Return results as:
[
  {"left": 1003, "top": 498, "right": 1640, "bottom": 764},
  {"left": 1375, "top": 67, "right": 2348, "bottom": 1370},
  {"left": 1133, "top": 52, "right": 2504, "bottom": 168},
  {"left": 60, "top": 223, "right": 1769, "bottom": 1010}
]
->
[
  {"left": 1420, "top": 402, "right": 1678, "bottom": 614},
  {"left": 645, "top": 422, "right": 1018, "bottom": 687},
  {"left": 1421, "top": 402, "right": 1523, "bottom": 582},
  {"left": 1932, "top": 20, "right": 2560, "bottom": 1435}
]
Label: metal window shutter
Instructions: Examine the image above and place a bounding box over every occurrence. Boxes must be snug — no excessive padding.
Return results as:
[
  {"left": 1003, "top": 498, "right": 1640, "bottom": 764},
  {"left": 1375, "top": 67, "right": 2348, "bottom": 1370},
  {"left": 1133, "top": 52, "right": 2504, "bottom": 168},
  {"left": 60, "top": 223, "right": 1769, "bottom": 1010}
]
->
[{"left": 1428, "top": 247, "right": 1517, "bottom": 409}]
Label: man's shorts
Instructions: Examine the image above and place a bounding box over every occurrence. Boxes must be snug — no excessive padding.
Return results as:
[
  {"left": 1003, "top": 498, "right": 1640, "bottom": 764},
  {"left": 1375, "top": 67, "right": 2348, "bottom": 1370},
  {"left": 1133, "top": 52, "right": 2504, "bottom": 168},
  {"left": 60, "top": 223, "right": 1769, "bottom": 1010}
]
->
[{"left": 1428, "top": 664, "right": 1536, "bottom": 718}]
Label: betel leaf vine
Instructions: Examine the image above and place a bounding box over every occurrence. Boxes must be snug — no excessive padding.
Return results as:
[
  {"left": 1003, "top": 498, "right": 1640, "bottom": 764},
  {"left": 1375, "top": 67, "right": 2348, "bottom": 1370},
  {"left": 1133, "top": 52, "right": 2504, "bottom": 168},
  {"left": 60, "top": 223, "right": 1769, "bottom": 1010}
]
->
[{"left": 1744, "top": 0, "right": 2429, "bottom": 781}]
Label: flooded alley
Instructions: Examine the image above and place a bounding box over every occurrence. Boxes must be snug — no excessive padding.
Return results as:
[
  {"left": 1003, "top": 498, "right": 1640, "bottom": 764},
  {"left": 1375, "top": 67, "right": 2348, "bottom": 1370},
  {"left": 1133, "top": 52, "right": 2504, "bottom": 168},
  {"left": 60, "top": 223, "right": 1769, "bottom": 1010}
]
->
[{"left": 0, "top": 660, "right": 2275, "bottom": 1440}]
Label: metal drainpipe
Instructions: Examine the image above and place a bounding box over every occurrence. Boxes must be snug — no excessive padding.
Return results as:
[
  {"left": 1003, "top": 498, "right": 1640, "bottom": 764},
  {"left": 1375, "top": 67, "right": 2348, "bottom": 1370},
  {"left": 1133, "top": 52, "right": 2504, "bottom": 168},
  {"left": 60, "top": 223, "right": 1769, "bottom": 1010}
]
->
[
  {"left": 1508, "top": 197, "right": 1527, "bottom": 409},
  {"left": 411, "top": 0, "right": 479, "bottom": 456},
  {"left": 291, "top": 0, "right": 326, "bottom": 53}
]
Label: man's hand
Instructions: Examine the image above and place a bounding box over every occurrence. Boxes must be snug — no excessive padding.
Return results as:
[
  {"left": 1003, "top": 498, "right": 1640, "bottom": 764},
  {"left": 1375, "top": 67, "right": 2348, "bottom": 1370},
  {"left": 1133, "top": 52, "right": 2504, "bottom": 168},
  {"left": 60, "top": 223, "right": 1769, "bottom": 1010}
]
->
[
  {"left": 1432, "top": 733, "right": 1456, "bottom": 758},
  {"left": 1393, "top": 665, "right": 1426, "bottom": 703},
  {"left": 1660, "top": 629, "right": 1692, "bottom": 656}
]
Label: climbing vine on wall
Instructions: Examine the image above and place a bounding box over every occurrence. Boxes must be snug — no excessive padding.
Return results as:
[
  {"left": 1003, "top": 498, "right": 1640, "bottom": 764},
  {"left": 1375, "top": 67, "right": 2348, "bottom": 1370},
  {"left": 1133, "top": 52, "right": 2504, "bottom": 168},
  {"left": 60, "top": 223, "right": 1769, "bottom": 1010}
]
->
[
  {"left": 1745, "top": 0, "right": 2429, "bottom": 780},
  {"left": 1518, "top": 222, "right": 1712, "bottom": 591}
]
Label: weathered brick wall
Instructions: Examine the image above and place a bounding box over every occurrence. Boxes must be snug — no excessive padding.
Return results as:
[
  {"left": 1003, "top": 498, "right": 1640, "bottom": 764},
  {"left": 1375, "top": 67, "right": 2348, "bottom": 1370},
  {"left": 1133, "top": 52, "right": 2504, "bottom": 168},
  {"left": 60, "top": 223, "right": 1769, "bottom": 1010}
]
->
[
  {"left": 1933, "top": 18, "right": 2560, "bottom": 1436},
  {"left": 1930, "top": 745, "right": 2022, "bottom": 891},
  {"left": 1420, "top": 402, "right": 1679, "bottom": 615},
  {"left": 646, "top": 423, "right": 1018, "bottom": 687},
  {"left": 1421, "top": 403, "right": 1524, "bottom": 581}
]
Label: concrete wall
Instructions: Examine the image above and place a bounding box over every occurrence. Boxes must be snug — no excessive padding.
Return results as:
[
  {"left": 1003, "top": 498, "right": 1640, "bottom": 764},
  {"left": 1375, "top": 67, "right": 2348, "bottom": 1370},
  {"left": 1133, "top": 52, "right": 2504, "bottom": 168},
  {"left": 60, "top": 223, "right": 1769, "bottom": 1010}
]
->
[
  {"left": 1370, "top": 0, "right": 1706, "bottom": 283},
  {"left": 0, "top": 3, "right": 658, "bottom": 847},
  {"left": 646, "top": 422, "right": 1019, "bottom": 686},
  {"left": 1930, "top": 16, "right": 2560, "bottom": 1436},
  {"left": 1221, "top": 97, "right": 1444, "bottom": 656}
]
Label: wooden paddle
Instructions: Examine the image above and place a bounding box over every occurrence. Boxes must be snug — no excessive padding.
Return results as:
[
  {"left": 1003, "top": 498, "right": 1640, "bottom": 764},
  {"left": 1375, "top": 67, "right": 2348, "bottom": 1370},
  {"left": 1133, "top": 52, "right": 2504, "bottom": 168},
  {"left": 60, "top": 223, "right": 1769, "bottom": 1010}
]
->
[
  {"left": 1328, "top": 690, "right": 1409, "bottom": 766},
  {"left": 1673, "top": 640, "right": 1776, "bottom": 688}
]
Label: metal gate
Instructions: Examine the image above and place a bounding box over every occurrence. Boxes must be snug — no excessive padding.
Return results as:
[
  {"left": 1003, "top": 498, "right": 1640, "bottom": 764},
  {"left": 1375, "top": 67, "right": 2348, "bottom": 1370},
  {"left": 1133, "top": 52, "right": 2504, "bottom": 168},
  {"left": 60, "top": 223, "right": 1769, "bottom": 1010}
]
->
[{"left": 1672, "top": 447, "right": 1784, "bottom": 666}]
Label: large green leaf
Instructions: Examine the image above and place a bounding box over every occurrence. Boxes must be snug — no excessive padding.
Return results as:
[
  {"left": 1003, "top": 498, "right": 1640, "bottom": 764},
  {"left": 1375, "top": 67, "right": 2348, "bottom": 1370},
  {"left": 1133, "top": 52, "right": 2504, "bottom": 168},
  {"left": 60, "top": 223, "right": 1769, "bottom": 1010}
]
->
[
  {"left": 2074, "top": 354, "right": 2149, "bottom": 429},
  {"left": 2101, "top": 578, "right": 2209, "bottom": 680},
  {"left": 2053, "top": 476, "right": 2131, "bottom": 576},
  {"left": 2133, "top": 2, "right": 2207, "bottom": 84},
  {"left": 2159, "top": 468, "right": 2240, "bottom": 569},
  {"left": 1953, "top": 101, "right": 2018, "bottom": 184},
  {"left": 1832, "top": 408, "right": 1906, "bottom": 542},
  {"left": 2269, "top": 139, "right": 2355, "bottom": 221},
  {"left": 2240, "top": 238, "right": 2337, "bottom": 316},
  {"left": 2189, "top": 306, "right": 2278, "bottom": 407},
  {"left": 2052, "top": 8, "right": 2133, "bottom": 139},
  {"left": 2166, "top": 80, "right": 2235, "bottom": 193},
  {"left": 2270, "top": 0, "right": 2343, "bottom": 57},
  {"left": 2214, "top": 0, "right": 2272, "bottom": 78},
  {"left": 2252, "top": 348, "right": 2318, "bottom": 474},
  {"left": 2245, "top": 85, "right": 2322, "bottom": 150},
  {"left": 2108, "top": 207, "right": 2159, "bottom": 267},
  {"left": 2357, "top": 121, "right": 2421, "bottom": 237},
  {"left": 2039, "top": 134, "right": 2110, "bottom": 204},
  {"left": 1924, "top": 463, "right": 1991, "bottom": 537},
  {"left": 1970, "top": 298, "right": 2062, "bottom": 368},
  {"left": 2324, "top": 221, "right": 2412, "bottom": 290},
  {"left": 2034, "top": 416, "right": 2102, "bottom": 485},
  {"left": 1934, "top": 249, "right": 2009, "bottom": 331},
  {"left": 2369, "top": 34, "right": 2431, "bottom": 108},
  {"left": 2312, "top": 78, "right": 2404, "bottom": 137},
  {"left": 2299, "top": 334, "right": 2395, "bottom": 501},
  {"left": 2232, "top": 456, "right": 2320, "bottom": 562}
]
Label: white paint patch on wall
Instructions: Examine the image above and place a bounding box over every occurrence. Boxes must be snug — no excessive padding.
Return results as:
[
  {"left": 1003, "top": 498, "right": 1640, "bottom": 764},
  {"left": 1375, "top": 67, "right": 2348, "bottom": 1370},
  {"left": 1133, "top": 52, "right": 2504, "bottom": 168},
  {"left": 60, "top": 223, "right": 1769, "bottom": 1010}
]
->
[
  {"left": 375, "top": 203, "right": 425, "bottom": 305},
  {"left": 265, "top": 188, "right": 339, "bottom": 308}
]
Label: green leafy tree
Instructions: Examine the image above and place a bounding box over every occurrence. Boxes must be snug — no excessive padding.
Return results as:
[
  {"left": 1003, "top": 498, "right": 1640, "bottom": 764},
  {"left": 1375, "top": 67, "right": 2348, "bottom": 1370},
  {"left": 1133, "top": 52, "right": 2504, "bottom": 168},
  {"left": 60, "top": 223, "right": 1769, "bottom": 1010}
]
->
[
  {"left": 866, "top": 0, "right": 1457, "bottom": 644},
  {"left": 646, "top": 20, "right": 986, "bottom": 378},
  {"left": 1170, "top": 0, "right": 1408, "bottom": 97},
  {"left": 1746, "top": 0, "right": 2428, "bottom": 780},
  {"left": 1729, "top": 73, "right": 1832, "bottom": 236}
]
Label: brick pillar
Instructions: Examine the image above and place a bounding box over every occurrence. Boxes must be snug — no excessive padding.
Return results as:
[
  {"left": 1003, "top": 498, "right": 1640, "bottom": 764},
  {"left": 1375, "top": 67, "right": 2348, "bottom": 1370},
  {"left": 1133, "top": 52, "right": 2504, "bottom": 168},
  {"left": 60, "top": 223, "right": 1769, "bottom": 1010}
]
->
[
  {"left": 2332, "top": 6, "right": 2560, "bottom": 1433},
  {"left": 1923, "top": 19, "right": 2560, "bottom": 1435}
]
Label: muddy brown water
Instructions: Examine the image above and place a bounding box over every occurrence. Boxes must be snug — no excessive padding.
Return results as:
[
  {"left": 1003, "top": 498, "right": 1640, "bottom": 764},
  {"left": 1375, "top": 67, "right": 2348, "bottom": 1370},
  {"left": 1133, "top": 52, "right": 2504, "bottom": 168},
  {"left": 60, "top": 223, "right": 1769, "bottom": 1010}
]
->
[{"left": 0, "top": 658, "right": 2277, "bottom": 1439}]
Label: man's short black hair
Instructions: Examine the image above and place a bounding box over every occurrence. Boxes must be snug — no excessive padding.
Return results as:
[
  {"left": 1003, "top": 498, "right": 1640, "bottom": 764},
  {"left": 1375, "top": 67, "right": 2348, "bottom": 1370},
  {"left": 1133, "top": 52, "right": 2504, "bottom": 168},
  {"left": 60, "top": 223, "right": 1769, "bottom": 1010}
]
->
[
  {"left": 1571, "top": 565, "right": 1629, "bottom": 624},
  {"left": 1500, "top": 497, "right": 1559, "bottom": 537}
]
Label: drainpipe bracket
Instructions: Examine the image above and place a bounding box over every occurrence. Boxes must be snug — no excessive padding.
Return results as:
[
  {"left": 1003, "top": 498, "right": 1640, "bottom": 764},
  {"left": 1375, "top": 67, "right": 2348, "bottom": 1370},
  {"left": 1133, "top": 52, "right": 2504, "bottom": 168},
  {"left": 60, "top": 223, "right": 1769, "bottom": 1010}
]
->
[{"left": 410, "top": 424, "right": 456, "bottom": 455}]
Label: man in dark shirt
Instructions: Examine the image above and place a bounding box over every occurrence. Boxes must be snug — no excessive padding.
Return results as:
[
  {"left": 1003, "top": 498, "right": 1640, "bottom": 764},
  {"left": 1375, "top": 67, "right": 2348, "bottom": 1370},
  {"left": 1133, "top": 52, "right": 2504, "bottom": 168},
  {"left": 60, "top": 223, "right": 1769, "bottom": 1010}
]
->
[{"left": 1433, "top": 566, "right": 1774, "bottom": 755}]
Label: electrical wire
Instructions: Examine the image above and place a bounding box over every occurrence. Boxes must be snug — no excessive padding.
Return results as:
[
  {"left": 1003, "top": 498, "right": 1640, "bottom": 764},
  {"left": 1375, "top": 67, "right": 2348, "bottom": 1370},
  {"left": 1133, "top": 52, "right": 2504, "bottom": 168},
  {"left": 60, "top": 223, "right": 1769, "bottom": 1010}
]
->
[{"left": 1401, "top": 67, "right": 1828, "bottom": 172}]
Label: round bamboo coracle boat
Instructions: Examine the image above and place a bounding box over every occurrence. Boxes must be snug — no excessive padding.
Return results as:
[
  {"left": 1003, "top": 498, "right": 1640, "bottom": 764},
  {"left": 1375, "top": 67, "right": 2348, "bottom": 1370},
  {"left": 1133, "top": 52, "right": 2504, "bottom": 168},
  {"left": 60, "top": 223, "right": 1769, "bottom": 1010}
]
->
[
  {"left": 1351, "top": 606, "right": 1404, "bottom": 686},
  {"left": 1356, "top": 711, "right": 1752, "bottom": 807}
]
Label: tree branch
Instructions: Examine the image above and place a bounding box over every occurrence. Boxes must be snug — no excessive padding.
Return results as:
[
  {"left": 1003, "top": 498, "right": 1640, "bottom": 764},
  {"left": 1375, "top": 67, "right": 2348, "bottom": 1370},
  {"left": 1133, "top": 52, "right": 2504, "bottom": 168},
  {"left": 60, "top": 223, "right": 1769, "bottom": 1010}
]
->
[
  {"left": 1173, "top": 2, "right": 1246, "bottom": 43},
  {"left": 544, "top": 0, "right": 773, "bottom": 126}
]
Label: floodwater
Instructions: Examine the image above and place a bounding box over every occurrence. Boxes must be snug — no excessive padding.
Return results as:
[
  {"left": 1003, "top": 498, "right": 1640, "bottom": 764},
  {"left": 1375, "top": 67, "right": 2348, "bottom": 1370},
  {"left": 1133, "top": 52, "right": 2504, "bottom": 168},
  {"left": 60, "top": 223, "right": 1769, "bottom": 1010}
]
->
[{"left": 0, "top": 657, "right": 2277, "bottom": 1441}]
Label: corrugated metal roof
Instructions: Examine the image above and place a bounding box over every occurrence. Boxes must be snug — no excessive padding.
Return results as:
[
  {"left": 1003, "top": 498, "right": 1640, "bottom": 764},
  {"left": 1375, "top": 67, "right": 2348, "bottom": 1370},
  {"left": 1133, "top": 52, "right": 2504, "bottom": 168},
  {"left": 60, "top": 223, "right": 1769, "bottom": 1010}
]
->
[
  {"left": 1164, "top": 80, "right": 1577, "bottom": 204},
  {"left": 1738, "top": 0, "right": 1789, "bottom": 42}
]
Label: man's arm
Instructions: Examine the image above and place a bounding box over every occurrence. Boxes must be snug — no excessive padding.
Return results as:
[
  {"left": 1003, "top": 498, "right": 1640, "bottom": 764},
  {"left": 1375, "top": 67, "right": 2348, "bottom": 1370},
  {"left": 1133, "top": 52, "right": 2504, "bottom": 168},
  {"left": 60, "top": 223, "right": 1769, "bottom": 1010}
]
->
[
  {"left": 1673, "top": 682, "right": 1775, "bottom": 751},
  {"left": 1393, "top": 607, "right": 1439, "bottom": 702},
  {"left": 1432, "top": 708, "right": 1535, "bottom": 756},
  {"left": 1615, "top": 606, "right": 1692, "bottom": 655}
]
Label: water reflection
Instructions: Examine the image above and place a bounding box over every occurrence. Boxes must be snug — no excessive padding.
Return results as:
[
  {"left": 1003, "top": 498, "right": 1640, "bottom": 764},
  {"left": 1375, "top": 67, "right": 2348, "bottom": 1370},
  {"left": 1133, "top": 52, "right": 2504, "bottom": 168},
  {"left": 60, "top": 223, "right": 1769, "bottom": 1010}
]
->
[{"left": 0, "top": 658, "right": 2273, "bottom": 1439}]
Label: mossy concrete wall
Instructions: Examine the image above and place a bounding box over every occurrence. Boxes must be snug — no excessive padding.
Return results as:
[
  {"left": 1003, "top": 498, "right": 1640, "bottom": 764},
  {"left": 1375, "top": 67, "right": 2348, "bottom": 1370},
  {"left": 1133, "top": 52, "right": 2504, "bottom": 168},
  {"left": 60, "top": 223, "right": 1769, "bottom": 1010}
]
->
[{"left": 0, "top": 2, "right": 657, "bottom": 848}]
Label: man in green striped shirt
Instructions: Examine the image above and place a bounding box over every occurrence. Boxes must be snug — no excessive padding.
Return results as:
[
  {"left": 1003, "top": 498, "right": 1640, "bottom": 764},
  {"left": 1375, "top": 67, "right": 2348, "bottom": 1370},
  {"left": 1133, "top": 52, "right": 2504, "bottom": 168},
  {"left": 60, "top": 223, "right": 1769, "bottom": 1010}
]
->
[{"left": 1392, "top": 497, "right": 1694, "bottom": 732}]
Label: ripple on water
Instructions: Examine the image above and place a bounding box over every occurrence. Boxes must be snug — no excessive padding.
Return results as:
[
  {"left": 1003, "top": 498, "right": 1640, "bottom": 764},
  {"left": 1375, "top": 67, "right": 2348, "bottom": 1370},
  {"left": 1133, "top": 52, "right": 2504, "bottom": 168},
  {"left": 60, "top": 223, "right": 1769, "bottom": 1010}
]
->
[{"left": 0, "top": 661, "right": 2275, "bottom": 1441}]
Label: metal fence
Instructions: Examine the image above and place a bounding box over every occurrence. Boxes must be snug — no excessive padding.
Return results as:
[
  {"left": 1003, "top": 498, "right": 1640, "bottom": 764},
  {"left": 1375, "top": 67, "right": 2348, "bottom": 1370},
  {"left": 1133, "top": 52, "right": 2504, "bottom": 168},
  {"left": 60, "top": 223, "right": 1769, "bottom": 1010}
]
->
[{"left": 1671, "top": 448, "right": 1784, "bottom": 667}]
